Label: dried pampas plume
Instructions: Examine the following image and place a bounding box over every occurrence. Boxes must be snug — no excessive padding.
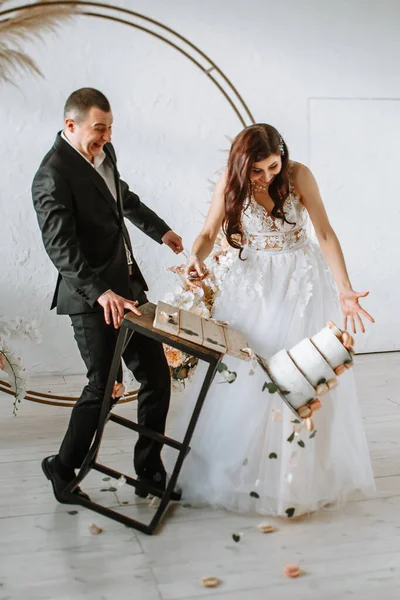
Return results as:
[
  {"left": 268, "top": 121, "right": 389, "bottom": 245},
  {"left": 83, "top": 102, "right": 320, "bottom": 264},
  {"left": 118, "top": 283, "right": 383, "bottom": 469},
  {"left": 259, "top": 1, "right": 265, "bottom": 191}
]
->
[{"left": 0, "top": 1, "right": 79, "bottom": 84}]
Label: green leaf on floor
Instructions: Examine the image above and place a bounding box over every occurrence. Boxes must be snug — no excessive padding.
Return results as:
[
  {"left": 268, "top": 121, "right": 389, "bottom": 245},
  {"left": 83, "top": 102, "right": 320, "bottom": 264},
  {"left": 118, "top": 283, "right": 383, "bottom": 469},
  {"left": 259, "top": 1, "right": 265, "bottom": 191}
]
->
[
  {"left": 68, "top": 510, "right": 78, "bottom": 515},
  {"left": 232, "top": 533, "right": 241, "bottom": 543},
  {"left": 297, "top": 440, "right": 305, "bottom": 448},
  {"left": 250, "top": 491, "right": 260, "bottom": 498},
  {"left": 287, "top": 431, "right": 295, "bottom": 443},
  {"left": 286, "top": 507, "right": 295, "bottom": 518},
  {"left": 309, "top": 430, "right": 318, "bottom": 439},
  {"left": 262, "top": 382, "right": 278, "bottom": 393},
  {"left": 102, "top": 477, "right": 111, "bottom": 481},
  {"left": 243, "top": 458, "right": 249, "bottom": 466},
  {"left": 317, "top": 378, "right": 327, "bottom": 385},
  {"left": 269, "top": 452, "right": 278, "bottom": 459},
  {"left": 291, "top": 419, "right": 301, "bottom": 424}
]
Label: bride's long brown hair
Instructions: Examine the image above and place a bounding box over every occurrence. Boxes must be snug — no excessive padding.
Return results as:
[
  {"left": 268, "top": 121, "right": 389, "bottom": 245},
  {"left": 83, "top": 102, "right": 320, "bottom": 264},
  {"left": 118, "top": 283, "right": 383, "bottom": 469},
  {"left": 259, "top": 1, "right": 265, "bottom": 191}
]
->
[{"left": 223, "top": 123, "right": 290, "bottom": 253}]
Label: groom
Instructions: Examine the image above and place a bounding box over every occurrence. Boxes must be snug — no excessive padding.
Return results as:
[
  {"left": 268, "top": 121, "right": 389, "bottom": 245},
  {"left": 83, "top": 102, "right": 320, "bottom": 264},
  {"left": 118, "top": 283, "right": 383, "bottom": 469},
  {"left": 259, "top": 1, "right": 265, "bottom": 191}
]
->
[{"left": 32, "top": 88, "right": 183, "bottom": 503}]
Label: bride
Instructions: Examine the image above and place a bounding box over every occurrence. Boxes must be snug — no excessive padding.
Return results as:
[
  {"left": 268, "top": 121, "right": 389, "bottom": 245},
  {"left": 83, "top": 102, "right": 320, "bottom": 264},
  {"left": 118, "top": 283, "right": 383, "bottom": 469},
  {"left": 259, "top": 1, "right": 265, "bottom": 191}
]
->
[{"left": 166, "top": 123, "right": 375, "bottom": 517}]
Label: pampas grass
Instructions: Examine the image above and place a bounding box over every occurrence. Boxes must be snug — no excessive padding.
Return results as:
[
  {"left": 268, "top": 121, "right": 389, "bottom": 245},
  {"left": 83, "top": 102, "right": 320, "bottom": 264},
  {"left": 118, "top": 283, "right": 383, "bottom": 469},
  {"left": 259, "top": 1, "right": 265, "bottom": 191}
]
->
[{"left": 0, "top": 1, "right": 78, "bottom": 84}]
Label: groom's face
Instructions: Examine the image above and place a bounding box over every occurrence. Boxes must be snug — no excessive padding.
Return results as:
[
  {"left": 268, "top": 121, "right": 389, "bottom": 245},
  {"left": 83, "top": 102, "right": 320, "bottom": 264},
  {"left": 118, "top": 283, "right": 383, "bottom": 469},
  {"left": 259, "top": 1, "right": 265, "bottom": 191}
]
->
[{"left": 65, "top": 106, "right": 113, "bottom": 162}]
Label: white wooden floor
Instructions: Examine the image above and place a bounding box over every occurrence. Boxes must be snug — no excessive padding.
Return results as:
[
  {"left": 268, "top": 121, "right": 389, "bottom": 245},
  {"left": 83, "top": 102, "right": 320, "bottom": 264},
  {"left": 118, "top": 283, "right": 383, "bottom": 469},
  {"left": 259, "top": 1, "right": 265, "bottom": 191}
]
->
[{"left": 1, "top": 353, "right": 400, "bottom": 600}]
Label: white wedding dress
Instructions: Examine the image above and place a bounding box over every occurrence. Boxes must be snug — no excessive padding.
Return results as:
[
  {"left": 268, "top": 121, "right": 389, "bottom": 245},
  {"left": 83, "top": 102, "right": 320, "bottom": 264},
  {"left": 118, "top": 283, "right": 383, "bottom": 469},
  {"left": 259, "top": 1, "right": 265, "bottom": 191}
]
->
[{"left": 165, "top": 172, "right": 375, "bottom": 517}]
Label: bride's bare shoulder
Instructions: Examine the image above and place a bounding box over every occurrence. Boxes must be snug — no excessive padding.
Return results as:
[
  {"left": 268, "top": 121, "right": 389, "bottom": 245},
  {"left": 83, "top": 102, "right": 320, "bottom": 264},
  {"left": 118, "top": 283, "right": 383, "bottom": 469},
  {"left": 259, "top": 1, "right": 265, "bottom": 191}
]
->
[
  {"left": 289, "top": 161, "right": 315, "bottom": 194},
  {"left": 289, "top": 160, "right": 311, "bottom": 179}
]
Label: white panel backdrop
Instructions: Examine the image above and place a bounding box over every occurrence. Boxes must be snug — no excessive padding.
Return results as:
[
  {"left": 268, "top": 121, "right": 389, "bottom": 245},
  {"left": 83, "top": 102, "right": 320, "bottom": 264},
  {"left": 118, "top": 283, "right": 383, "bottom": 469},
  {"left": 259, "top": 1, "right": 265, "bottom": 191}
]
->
[{"left": 309, "top": 98, "right": 400, "bottom": 352}]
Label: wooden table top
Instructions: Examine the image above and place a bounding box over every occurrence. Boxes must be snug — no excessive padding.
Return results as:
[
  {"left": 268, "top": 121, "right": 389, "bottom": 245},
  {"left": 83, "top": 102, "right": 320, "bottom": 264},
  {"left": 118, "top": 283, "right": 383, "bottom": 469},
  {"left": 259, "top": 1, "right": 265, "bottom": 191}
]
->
[{"left": 124, "top": 302, "right": 223, "bottom": 361}]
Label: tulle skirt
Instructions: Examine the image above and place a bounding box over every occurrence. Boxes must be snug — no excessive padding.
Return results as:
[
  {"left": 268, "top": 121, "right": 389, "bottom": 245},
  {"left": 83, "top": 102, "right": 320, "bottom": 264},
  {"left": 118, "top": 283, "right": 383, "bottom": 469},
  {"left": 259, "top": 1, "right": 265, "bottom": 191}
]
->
[{"left": 164, "top": 240, "right": 376, "bottom": 516}]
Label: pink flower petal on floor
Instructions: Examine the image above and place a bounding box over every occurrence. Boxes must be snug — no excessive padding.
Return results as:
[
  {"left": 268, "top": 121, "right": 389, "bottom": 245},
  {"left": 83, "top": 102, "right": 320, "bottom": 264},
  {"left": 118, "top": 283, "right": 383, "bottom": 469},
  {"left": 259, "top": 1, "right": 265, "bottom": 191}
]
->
[
  {"left": 284, "top": 564, "right": 302, "bottom": 578},
  {"left": 201, "top": 576, "right": 220, "bottom": 588},
  {"left": 257, "top": 522, "right": 276, "bottom": 533},
  {"left": 88, "top": 523, "right": 103, "bottom": 535}
]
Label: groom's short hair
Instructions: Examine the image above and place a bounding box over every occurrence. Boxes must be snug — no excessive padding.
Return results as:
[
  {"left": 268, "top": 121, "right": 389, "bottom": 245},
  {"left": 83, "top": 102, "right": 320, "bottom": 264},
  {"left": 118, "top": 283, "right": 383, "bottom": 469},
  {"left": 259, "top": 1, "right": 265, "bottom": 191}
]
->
[{"left": 64, "top": 88, "right": 111, "bottom": 122}]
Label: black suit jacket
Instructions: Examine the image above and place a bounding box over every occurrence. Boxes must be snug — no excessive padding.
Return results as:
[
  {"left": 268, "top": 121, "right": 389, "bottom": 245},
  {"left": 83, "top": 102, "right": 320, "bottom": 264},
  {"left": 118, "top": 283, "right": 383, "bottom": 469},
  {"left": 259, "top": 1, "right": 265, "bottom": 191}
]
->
[{"left": 32, "top": 133, "right": 170, "bottom": 315}]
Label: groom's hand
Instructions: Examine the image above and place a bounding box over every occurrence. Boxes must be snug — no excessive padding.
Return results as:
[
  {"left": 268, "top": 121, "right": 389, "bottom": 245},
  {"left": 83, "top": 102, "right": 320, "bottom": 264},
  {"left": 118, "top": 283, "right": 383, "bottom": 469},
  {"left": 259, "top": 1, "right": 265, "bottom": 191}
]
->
[
  {"left": 161, "top": 230, "right": 184, "bottom": 254},
  {"left": 97, "top": 290, "right": 142, "bottom": 329}
]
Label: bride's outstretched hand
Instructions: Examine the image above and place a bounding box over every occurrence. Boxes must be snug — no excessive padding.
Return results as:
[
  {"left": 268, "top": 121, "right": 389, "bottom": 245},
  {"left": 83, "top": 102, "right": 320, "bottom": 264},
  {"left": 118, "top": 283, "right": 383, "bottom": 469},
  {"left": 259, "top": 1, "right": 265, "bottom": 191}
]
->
[
  {"left": 339, "top": 290, "right": 375, "bottom": 334},
  {"left": 184, "top": 255, "right": 208, "bottom": 282}
]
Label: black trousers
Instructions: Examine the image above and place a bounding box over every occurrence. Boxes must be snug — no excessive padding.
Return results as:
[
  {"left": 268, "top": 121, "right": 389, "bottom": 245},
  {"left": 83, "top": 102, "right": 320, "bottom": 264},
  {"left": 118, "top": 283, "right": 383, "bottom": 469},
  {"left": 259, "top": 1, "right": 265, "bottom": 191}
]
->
[{"left": 58, "top": 309, "right": 171, "bottom": 477}]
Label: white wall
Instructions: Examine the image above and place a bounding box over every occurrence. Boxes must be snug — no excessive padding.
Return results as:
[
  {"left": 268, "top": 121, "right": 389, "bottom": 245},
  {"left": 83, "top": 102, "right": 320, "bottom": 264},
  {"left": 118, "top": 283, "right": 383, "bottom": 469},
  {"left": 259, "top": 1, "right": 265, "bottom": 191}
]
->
[
  {"left": 310, "top": 98, "right": 400, "bottom": 352},
  {"left": 1, "top": 0, "right": 399, "bottom": 374}
]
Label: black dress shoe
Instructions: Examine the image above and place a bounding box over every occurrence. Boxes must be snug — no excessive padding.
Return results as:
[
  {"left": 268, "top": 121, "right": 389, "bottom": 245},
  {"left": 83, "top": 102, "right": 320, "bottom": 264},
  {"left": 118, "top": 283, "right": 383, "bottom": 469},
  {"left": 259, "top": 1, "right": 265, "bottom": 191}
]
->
[
  {"left": 42, "top": 455, "right": 91, "bottom": 504},
  {"left": 135, "top": 470, "right": 181, "bottom": 501},
  {"left": 135, "top": 470, "right": 165, "bottom": 498}
]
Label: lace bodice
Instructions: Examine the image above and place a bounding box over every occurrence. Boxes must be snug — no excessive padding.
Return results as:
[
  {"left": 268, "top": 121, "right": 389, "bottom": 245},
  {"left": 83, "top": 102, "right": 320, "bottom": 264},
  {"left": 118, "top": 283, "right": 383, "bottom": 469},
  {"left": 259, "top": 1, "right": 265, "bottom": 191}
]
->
[{"left": 241, "top": 174, "right": 308, "bottom": 252}]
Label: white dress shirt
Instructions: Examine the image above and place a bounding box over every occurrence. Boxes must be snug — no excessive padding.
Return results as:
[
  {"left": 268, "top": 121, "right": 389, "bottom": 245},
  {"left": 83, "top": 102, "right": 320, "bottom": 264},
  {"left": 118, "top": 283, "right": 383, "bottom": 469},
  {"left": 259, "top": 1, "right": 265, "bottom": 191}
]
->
[{"left": 61, "top": 130, "right": 117, "bottom": 199}]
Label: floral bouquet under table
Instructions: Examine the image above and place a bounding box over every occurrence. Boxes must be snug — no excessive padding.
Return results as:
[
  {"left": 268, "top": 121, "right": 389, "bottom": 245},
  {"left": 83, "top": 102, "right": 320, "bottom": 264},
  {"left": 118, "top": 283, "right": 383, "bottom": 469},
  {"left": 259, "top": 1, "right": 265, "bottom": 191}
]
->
[{"left": 163, "top": 345, "right": 199, "bottom": 391}]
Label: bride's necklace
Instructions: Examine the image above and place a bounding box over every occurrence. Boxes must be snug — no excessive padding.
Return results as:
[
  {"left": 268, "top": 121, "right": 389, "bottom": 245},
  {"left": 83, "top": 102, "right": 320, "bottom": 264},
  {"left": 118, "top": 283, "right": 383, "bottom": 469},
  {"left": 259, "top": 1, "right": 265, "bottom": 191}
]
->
[
  {"left": 249, "top": 180, "right": 275, "bottom": 217},
  {"left": 250, "top": 179, "right": 269, "bottom": 193}
]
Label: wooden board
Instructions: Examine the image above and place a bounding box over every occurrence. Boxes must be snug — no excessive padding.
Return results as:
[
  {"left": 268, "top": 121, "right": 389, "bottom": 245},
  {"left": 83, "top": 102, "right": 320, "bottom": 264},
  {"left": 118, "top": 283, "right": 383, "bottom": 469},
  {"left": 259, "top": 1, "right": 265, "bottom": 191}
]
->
[
  {"left": 153, "top": 301, "right": 180, "bottom": 336},
  {"left": 178, "top": 310, "right": 203, "bottom": 344},
  {"left": 152, "top": 301, "right": 252, "bottom": 359},
  {"left": 222, "top": 324, "right": 250, "bottom": 361},
  {"left": 201, "top": 319, "right": 227, "bottom": 353}
]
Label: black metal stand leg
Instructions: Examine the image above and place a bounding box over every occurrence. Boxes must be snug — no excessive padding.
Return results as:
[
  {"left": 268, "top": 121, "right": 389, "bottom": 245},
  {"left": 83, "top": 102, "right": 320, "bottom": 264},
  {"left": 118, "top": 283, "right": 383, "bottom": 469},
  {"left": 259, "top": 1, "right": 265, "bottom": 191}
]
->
[
  {"left": 148, "top": 359, "right": 220, "bottom": 532},
  {"left": 64, "top": 324, "right": 133, "bottom": 494}
]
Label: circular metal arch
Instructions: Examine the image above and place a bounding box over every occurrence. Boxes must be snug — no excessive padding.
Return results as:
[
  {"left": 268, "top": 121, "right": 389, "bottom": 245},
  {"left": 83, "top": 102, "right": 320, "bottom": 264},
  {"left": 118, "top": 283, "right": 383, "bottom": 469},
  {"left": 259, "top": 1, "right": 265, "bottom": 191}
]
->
[
  {"left": 0, "top": 1, "right": 255, "bottom": 407},
  {"left": 0, "top": 1, "right": 256, "bottom": 127}
]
